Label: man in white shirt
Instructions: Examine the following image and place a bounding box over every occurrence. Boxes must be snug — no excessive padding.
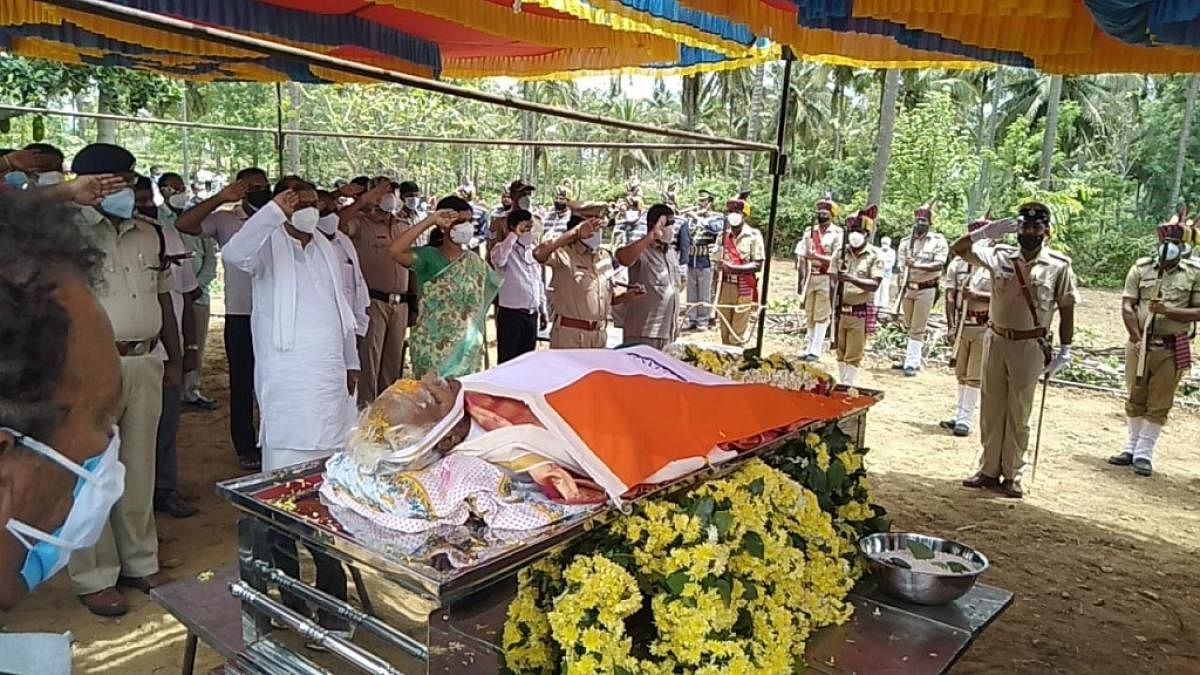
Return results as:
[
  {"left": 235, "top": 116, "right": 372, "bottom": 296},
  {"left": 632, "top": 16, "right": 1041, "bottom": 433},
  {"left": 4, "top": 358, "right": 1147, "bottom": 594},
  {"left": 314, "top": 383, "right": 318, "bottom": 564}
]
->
[
  {"left": 220, "top": 180, "right": 355, "bottom": 630},
  {"left": 491, "top": 208, "right": 545, "bottom": 362},
  {"left": 176, "top": 167, "right": 272, "bottom": 470},
  {"left": 317, "top": 190, "right": 370, "bottom": 339},
  {"left": 875, "top": 236, "right": 897, "bottom": 308}
]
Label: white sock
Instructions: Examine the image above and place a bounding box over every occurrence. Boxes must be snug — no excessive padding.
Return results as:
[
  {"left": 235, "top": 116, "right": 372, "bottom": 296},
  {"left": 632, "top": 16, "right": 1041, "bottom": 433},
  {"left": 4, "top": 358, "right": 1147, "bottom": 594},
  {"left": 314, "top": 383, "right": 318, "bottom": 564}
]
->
[
  {"left": 841, "top": 364, "right": 858, "bottom": 387},
  {"left": 958, "top": 386, "right": 980, "bottom": 427},
  {"left": 1134, "top": 421, "right": 1162, "bottom": 462},
  {"left": 904, "top": 339, "right": 924, "bottom": 369},
  {"left": 1123, "top": 417, "right": 1145, "bottom": 455},
  {"left": 809, "top": 322, "right": 829, "bottom": 357}
]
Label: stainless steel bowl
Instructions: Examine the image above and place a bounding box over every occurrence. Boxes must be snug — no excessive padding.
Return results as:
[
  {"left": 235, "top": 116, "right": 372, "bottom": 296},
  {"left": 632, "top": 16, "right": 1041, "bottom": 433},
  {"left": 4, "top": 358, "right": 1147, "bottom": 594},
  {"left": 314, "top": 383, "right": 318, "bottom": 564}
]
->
[{"left": 859, "top": 532, "right": 989, "bottom": 606}]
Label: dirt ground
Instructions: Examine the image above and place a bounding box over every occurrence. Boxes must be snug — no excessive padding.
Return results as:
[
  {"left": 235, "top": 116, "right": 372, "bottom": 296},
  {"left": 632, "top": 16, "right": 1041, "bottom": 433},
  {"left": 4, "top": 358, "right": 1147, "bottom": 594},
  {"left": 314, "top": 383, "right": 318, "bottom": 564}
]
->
[{"left": 4, "top": 269, "right": 1199, "bottom": 674}]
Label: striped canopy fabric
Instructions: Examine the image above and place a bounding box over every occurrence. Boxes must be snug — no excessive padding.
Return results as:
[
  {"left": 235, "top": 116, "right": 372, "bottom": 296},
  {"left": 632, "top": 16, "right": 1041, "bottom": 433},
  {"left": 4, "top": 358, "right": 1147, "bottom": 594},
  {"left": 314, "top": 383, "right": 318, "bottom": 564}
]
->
[{"left": 3, "top": 0, "right": 1200, "bottom": 82}]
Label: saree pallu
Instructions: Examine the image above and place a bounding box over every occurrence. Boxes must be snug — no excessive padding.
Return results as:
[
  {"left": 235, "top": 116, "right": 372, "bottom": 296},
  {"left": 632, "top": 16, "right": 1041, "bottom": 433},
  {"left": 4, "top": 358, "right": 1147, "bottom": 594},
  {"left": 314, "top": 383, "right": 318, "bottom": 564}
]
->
[{"left": 409, "top": 252, "right": 501, "bottom": 379}]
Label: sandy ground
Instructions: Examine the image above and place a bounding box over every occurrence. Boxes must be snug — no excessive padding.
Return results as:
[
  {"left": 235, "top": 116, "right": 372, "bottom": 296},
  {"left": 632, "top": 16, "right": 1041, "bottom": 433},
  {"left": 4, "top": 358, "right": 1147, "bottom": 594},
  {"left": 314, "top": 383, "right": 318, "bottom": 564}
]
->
[{"left": 4, "top": 267, "right": 1199, "bottom": 674}]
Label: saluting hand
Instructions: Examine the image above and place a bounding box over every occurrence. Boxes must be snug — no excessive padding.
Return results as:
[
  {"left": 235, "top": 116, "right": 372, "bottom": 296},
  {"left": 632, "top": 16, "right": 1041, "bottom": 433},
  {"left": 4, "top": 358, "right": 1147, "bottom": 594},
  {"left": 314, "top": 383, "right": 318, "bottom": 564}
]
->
[
  {"left": 273, "top": 189, "right": 299, "bottom": 218},
  {"left": 217, "top": 179, "right": 248, "bottom": 204},
  {"left": 65, "top": 173, "right": 126, "bottom": 206},
  {"left": 2, "top": 148, "right": 54, "bottom": 172},
  {"left": 577, "top": 217, "right": 603, "bottom": 239}
]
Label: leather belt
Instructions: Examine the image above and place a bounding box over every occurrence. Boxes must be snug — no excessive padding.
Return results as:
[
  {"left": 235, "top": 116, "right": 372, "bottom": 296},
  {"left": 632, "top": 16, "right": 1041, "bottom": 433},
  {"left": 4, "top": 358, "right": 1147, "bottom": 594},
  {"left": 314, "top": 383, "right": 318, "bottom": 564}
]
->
[
  {"left": 116, "top": 338, "right": 158, "bottom": 357},
  {"left": 841, "top": 304, "right": 868, "bottom": 312},
  {"left": 369, "top": 289, "right": 414, "bottom": 305},
  {"left": 988, "top": 323, "right": 1046, "bottom": 341},
  {"left": 907, "top": 278, "right": 939, "bottom": 291},
  {"left": 500, "top": 306, "right": 538, "bottom": 315},
  {"left": 558, "top": 316, "right": 601, "bottom": 331},
  {"left": 1146, "top": 335, "right": 1181, "bottom": 349}
]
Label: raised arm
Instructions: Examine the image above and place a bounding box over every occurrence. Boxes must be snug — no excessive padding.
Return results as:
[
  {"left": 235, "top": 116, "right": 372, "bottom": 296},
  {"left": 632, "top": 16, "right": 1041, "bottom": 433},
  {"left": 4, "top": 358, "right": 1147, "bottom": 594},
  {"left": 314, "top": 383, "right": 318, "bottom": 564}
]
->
[
  {"left": 176, "top": 180, "right": 246, "bottom": 235},
  {"left": 534, "top": 217, "right": 601, "bottom": 264},
  {"left": 221, "top": 191, "right": 296, "bottom": 273},
  {"left": 615, "top": 214, "right": 664, "bottom": 267},
  {"left": 489, "top": 230, "right": 520, "bottom": 268},
  {"left": 389, "top": 209, "right": 454, "bottom": 268}
]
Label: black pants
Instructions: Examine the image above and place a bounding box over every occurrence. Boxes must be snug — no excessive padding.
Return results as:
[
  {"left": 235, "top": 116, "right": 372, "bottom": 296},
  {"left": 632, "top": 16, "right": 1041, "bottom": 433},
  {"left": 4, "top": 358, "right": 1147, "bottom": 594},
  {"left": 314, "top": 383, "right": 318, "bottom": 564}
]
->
[
  {"left": 270, "top": 531, "right": 347, "bottom": 622},
  {"left": 224, "top": 315, "right": 259, "bottom": 461},
  {"left": 497, "top": 306, "right": 537, "bottom": 363},
  {"left": 154, "top": 383, "right": 180, "bottom": 500}
]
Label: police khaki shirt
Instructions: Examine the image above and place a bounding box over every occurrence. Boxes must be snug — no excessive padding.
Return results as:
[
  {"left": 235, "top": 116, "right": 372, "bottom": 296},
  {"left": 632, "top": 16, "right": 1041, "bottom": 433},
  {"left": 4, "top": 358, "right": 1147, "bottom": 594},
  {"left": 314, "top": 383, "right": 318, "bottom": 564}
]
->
[
  {"left": 623, "top": 240, "right": 681, "bottom": 341},
  {"left": 546, "top": 242, "right": 615, "bottom": 325},
  {"left": 963, "top": 242, "right": 1079, "bottom": 331},
  {"left": 347, "top": 210, "right": 409, "bottom": 294},
  {"left": 714, "top": 225, "right": 766, "bottom": 267},
  {"left": 945, "top": 256, "right": 993, "bottom": 314},
  {"left": 898, "top": 232, "right": 950, "bottom": 284},
  {"left": 799, "top": 223, "right": 843, "bottom": 294},
  {"left": 831, "top": 244, "right": 885, "bottom": 306},
  {"left": 1123, "top": 256, "right": 1200, "bottom": 336},
  {"left": 79, "top": 206, "right": 172, "bottom": 342}
]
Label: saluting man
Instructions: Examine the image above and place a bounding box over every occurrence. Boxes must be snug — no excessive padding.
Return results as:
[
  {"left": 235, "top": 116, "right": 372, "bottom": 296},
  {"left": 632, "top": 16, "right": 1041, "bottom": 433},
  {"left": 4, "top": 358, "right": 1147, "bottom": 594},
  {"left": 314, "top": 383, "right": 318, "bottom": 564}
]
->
[
  {"left": 1110, "top": 216, "right": 1200, "bottom": 476},
  {"left": 954, "top": 202, "right": 1077, "bottom": 498},
  {"left": 941, "top": 216, "right": 995, "bottom": 437},
  {"left": 830, "top": 206, "right": 884, "bottom": 387},
  {"left": 797, "top": 196, "right": 843, "bottom": 361},
  {"left": 895, "top": 201, "right": 949, "bottom": 376}
]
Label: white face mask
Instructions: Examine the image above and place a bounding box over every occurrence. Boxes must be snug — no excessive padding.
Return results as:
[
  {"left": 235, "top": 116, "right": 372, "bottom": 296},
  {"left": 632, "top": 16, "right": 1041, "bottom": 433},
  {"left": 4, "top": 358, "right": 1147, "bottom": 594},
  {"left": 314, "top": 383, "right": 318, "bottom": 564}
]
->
[
  {"left": 726, "top": 213, "right": 744, "bottom": 227},
  {"left": 517, "top": 196, "right": 532, "bottom": 210},
  {"left": 403, "top": 196, "right": 420, "bottom": 211},
  {"left": 450, "top": 221, "right": 474, "bottom": 245},
  {"left": 317, "top": 213, "right": 340, "bottom": 236},
  {"left": 167, "top": 192, "right": 190, "bottom": 210},
  {"left": 1162, "top": 241, "right": 1182, "bottom": 262},
  {"left": 36, "top": 171, "right": 64, "bottom": 186},
  {"left": 581, "top": 230, "right": 603, "bottom": 249},
  {"left": 518, "top": 231, "right": 534, "bottom": 246},
  {"left": 848, "top": 231, "right": 866, "bottom": 249},
  {"left": 4, "top": 426, "right": 125, "bottom": 590},
  {"left": 290, "top": 207, "right": 320, "bottom": 234},
  {"left": 624, "top": 210, "right": 639, "bottom": 223},
  {"left": 379, "top": 193, "right": 399, "bottom": 213}
]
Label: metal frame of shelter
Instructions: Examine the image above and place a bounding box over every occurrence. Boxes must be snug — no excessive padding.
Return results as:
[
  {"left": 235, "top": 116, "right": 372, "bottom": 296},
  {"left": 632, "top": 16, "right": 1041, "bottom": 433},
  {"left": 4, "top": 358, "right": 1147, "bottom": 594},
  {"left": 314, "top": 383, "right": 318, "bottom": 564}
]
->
[{"left": 31, "top": 0, "right": 798, "bottom": 353}]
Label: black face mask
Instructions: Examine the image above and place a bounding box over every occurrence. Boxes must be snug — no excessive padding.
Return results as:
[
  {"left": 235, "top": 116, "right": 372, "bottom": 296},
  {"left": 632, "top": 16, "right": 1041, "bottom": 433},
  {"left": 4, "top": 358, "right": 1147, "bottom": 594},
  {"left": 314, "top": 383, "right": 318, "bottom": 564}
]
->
[
  {"left": 914, "top": 222, "right": 929, "bottom": 235},
  {"left": 816, "top": 213, "right": 830, "bottom": 224},
  {"left": 245, "top": 189, "right": 272, "bottom": 212},
  {"left": 554, "top": 202, "right": 567, "bottom": 211},
  {"left": 1018, "top": 233, "right": 1044, "bottom": 251},
  {"left": 136, "top": 204, "right": 158, "bottom": 219}
]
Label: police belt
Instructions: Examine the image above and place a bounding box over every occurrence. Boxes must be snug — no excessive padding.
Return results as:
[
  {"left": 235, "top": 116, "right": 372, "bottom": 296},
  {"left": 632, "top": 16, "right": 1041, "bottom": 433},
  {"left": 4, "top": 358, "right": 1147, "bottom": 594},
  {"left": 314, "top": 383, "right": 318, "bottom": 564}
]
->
[
  {"left": 369, "top": 289, "right": 416, "bottom": 305},
  {"left": 906, "top": 278, "right": 940, "bottom": 291},
  {"left": 558, "top": 316, "right": 601, "bottom": 331},
  {"left": 963, "top": 310, "right": 990, "bottom": 327},
  {"left": 988, "top": 323, "right": 1046, "bottom": 341},
  {"left": 1146, "top": 335, "right": 1183, "bottom": 349}
]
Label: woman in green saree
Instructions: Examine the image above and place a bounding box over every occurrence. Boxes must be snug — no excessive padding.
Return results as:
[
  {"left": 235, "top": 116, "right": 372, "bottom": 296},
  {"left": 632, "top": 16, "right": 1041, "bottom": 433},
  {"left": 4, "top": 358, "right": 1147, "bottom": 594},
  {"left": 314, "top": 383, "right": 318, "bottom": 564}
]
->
[{"left": 390, "top": 195, "right": 501, "bottom": 379}]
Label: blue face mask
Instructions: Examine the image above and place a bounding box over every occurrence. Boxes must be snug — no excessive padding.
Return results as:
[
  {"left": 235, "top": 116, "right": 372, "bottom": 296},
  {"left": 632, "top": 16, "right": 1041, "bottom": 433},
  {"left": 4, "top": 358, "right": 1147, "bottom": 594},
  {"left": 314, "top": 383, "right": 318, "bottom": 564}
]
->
[
  {"left": 3, "top": 171, "right": 29, "bottom": 189},
  {"left": 4, "top": 427, "right": 125, "bottom": 591},
  {"left": 99, "top": 187, "right": 135, "bottom": 220}
]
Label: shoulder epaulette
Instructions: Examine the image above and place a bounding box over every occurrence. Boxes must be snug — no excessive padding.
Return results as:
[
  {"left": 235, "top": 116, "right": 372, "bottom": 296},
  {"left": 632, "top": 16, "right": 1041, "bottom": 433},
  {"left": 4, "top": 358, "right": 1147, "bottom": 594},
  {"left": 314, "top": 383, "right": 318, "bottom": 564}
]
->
[
  {"left": 1045, "top": 248, "right": 1072, "bottom": 263},
  {"left": 1179, "top": 257, "right": 1200, "bottom": 271},
  {"left": 1134, "top": 256, "right": 1155, "bottom": 267}
]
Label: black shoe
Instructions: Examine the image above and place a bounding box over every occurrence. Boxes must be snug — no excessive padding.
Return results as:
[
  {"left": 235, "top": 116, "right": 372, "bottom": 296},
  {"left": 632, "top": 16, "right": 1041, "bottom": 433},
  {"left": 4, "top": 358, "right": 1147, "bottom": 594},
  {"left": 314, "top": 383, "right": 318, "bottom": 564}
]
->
[
  {"left": 239, "top": 455, "right": 263, "bottom": 471},
  {"left": 801, "top": 354, "right": 820, "bottom": 362},
  {"left": 962, "top": 472, "right": 1000, "bottom": 489},
  {"left": 891, "top": 363, "right": 905, "bottom": 371},
  {"left": 953, "top": 423, "right": 970, "bottom": 437},
  {"left": 999, "top": 480, "right": 1024, "bottom": 499},
  {"left": 183, "top": 395, "right": 220, "bottom": 411},
  {"left": 1132, "top": 457, "right": 1153, "bottom": 476},
  {"left": 903, "top": 367, "right": 918, "bottom": 377},
  {"left": 154, "top": 492, "right": 198, "bottom": 518},
  {"left": 1107, "top": 452, "right": 1133, "bottom": 466},
  {"left": 939, "top": 419, "right": 957, "bottom": 431}
]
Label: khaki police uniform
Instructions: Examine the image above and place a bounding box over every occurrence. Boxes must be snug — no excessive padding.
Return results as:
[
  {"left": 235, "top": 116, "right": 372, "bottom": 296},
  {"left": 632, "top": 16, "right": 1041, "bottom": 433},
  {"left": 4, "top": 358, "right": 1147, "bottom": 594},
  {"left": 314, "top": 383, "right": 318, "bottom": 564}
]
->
[
  {"left": 897, "top": 232, "right": 950, "bottom": 339},
  {"left": 348, "top": 210, "right": 412, "bottom": 406},
  {"left": 831, "top": 244, "right": 885, "bottom": 373},
  {"left": 69, "top": 207, "right": 170, "bottom": 595},
  {"left": 962, "top": 241, "right": 1079, "bottom": 487},
  {"left": 546, "top": 242, "right": 616, "bottom": 349},
  {"left": 1122, "top": 257, "right": 1200, "bottom": 425},
  {"left": 946, "top": 257, "right": 993, "bottom": 387},
  {"left": 799, "top": 223, "right": 843, "bottom": 327},
  {"left": 713, "top": 226, "right": 765, "bottom": 346}
]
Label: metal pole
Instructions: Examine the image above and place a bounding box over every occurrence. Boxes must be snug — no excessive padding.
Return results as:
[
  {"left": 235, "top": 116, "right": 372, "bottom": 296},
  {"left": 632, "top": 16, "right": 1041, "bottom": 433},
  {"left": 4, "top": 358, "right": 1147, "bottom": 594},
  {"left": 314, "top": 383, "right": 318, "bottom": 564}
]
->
[
  {"left": 275, "top": 82, "right": 285, "bottom": 178},
  {"left": 754, "top": 50, "right": 794, "bottom": 354},
  {"left": 39, "top": 0, "right": 776, "bottom": 152},
  {"left": 180, "top": 88, "right": 191, "bottom": 186}
]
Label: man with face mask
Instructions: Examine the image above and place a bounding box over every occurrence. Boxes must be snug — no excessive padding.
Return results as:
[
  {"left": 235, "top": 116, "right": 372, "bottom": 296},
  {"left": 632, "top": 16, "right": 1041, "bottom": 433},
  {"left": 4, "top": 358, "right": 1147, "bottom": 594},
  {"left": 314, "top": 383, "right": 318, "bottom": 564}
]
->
[
  {"left": 490, "top": 208, "right": 546, "bottom": 362},
  {"left": 490, "top": 179, "right": 539, "bottom": 251},
  {"left": 176, "top": 166, "right": 271, "bottom": 470},
  {"left": 875, "top": 236, "right": 896, "bottom": 308},
  {"left": 396, "top": 180, "right": 428, "bottom": 245},
  {"left": 895, "top": 202, "right": 950, "bottom": 376},
  {"left": 0, "top": 195, "right": 126, "bottom": 665},
  {"left": 1, "top": 144, "right": 62, "bottom": 191},
  {"left": 829, "top": 206, "right": 885, "bottom": 387},
  {"left": 616, "top": 203, "right": 680, "bottom": 349},
  {"left": 940, "top": 217, "right": 995, "bottom": 438},
  {"left": 1110, "top": 216, "right": 1200, "bottom": 477},
  {"left": 679, "top": 190, "right": 722, "bottom": 331},
  {"left": 797, "top": 196, "right": 844, "bottom": 361},
  {"left": 67, "top": 144, "right": 179, "bottom": 616},
  {"left": 713, "top": 200, "right": 765, "bottom": 346},
  {"left": 341, "top": 177, "right": 416, "bottom": 406},
  {"left": 536, "top": 210, "right": 641, "bottom": 349},
  {"left": 951, "top": 201, "right": 1078, "bottom": 499},
  {"left": 317, "top": 190, "right": 370, "bottom": 340},
  {"left": 543, "top": 185, "right": 573, "bottom": 241}
]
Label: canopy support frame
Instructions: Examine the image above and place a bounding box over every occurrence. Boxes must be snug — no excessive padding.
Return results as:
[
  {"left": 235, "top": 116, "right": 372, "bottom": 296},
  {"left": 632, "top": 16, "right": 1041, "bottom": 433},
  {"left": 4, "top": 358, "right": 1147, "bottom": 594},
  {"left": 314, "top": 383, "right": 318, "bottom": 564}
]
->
[{"left": 754, "top": 48, "right": 794, "bottom": 354}]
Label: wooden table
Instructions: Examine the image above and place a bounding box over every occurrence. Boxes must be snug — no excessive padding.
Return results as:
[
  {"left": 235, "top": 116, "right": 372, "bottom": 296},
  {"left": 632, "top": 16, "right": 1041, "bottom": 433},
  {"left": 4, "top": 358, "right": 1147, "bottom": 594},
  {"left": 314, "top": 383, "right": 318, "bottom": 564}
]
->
[{"left": 150, "top": 564, "right": 245, "bottom": 675}]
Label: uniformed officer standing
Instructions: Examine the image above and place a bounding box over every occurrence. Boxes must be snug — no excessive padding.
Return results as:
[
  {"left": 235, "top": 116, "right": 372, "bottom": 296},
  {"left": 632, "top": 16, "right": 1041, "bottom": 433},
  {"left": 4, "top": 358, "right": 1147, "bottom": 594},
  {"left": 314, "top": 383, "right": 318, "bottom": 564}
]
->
[
  {"left": 941, "top": 217, "right": 995, "bottom": 437},
  {"left": 68, "top": 144, "right": 179, "bottom": 616},
  {"left": 955, "top": 202, "right": 1078, "bottom": 499},
  {"left": 798, "top": 196, "right": 843, "bottom": 361},
  {"left": 829, "top": 206, "right": 884, "bottom": 387},
  {"left": 713, "top": 200, "right": 765, "bottom": 346},
  {"left": 1109, "top": 217, "right": 1200, "bottom": 476},
  {"left": 895, "top": 202, "right": 949, "bottom": 376},
  {"left": 535, "top": 213, "right": 641, "bottom": 348}
]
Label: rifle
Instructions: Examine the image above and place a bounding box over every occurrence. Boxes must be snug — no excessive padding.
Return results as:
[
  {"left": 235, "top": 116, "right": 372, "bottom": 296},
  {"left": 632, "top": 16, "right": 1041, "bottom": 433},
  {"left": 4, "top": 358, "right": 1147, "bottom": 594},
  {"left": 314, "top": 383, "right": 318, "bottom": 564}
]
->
[
  {"left": 947, "top": 262, "right": 972, "bottom": 368},
  {"left": 1137, "top": 208, "right": 1186, "bottom": 380},
  {"left": 892, "top": 250, "right": 910, "bottom": 316},
  {"left": 830, "top": 224, "right": 851, "bottom": 350}
]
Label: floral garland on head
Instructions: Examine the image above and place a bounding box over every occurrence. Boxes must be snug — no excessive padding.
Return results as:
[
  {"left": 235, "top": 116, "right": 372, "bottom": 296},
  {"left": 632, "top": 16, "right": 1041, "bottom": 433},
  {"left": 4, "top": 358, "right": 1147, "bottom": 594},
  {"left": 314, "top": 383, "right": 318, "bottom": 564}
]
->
[{"left": 666, "top": 344, "right": 835, "bottom": 395}]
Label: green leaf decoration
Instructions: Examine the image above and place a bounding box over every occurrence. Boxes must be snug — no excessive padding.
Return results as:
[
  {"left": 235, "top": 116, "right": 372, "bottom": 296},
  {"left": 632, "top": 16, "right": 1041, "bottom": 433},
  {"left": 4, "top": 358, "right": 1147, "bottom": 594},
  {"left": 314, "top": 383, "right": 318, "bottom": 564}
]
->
[
  {"left": 665, "top": 571, "right": 690, "bottom": 596},
  {"left": 742, "top": 531, "right": 765, "bottom": 558},
  {"left": 691, "top": 496, "right": 716, "bottom": 523},
  {"left": 906, "top": 540, "right": 936, "bottom": 560},
  {"left": 826, "top": 458, "right": 847, "bottom": 488},
  {"left": 713, "top": 510, "right": 733, "bottom": 537},
  {"left": 945, "top": 561, "right": 971, "bottom": 574},
  {"left": 748, "top": 477, "right": 765, "bottom": 496},
  {"left": 742, "top": 582, "right": 758, "bottom": 600},
  {"left": 715, "top": 578, "right": 733, "bottom": 606}
]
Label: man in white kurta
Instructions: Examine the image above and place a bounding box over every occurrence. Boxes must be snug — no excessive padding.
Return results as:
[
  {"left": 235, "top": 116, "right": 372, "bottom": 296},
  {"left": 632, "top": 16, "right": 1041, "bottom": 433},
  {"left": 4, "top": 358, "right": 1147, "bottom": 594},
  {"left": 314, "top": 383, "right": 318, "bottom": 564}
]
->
[{"left": 221, "top": 189, "right": 359, "bottom": 472}]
